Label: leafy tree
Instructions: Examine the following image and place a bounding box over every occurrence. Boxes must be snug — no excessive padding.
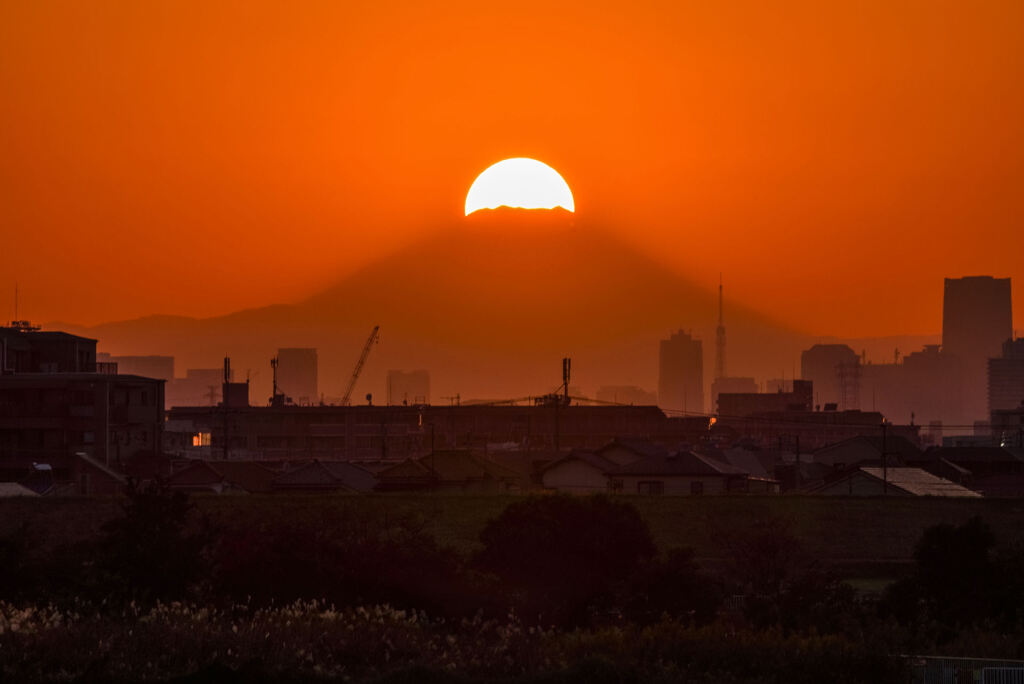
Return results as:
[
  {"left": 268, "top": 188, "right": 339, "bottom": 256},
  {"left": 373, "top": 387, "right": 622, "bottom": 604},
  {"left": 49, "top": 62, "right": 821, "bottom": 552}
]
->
[
  {"left": 881, "top": 516, "right": 1016, "bottom": 630},
  {"left": 719, "top": 515, "right": 860, "bottom": 633},
  {"left": 619, "top": 547, "right": 722, "bottom": 625},
  {"left": 474, "top": 495, "right": 656, "bottom": 626},
  {"left": 211, "top": 507, "right": 484, "bottom": 618},
  {"left": 97, "top": 479, "right": 210, "bottom": 603}
]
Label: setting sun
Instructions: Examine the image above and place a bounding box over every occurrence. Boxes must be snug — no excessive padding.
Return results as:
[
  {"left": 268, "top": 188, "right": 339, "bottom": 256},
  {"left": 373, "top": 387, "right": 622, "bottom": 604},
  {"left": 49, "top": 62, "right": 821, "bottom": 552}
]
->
[{"left": 464, "top": 158, "right": 575, "bottom": 215}]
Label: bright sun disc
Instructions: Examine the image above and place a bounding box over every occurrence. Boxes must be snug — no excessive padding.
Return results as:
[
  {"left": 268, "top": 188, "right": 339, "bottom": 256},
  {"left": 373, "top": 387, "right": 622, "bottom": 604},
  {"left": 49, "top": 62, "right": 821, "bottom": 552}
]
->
[{"left": 465, "top": 158, "right": 575, "bottom": 215}]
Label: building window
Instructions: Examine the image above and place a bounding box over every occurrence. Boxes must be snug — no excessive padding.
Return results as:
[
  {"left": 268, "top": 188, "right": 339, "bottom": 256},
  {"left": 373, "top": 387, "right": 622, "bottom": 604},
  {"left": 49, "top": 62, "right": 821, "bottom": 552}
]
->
[
  {"left": 608, "top": 478, "right": 623, "bottom": 493},
  {"left": 638, "top": 480, "right": 664, "bottom": 495},
  {"left": 690, "top": 481, "right": 704, "bottom": 495},
  {"left": 192, "top": 432, "right": 211, "bottom": 447}
]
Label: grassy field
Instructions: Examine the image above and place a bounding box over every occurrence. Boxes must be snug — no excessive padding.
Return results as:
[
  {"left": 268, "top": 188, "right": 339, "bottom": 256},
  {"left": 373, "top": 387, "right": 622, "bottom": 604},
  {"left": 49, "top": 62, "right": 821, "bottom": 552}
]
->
[{"left": 5, "top": 494, "right": 1024, "bottom": 579}]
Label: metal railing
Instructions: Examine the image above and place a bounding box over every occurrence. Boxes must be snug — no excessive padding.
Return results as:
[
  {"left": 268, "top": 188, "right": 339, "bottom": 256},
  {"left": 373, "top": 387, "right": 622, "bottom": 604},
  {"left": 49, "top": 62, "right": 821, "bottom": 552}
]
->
[{"left": 905, "top": 656, "right": 1024, "bottom": 684}]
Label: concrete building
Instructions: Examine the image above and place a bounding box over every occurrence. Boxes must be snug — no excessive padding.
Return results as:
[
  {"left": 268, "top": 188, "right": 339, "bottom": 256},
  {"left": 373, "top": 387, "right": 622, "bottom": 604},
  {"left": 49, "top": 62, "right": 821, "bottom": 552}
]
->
[
  {"left": 710, "top": 377, "right": 758, "bottom": 413},
  {"left": 991, "top": 402, "right": 1024, "bottom": 448},
  {"left": 167, "top": 368, "right": 230, "bottom": 408},
  {"left": 717, "top": 380, "right": 813, "bottom": 418},
  {"left": 860, "top": 345, "right": 964, "bottom": 434},
  {"left": 386, "top": 369, "right": 430, "bottom": 406},
  {"left": 801, "top": 344, "right": 860, "bottom": 410},
  {"left": 1, "top": 324, "right": 97, "bottom": 373},
  {"left": 942, "top": 276, "right": 1013, "bottom": 423},
  {"left": 277, "top": 348, "right": 318, "bottom": 405},
  {"left": 658, "top": 330, "right": 703, "bottom": 415},
  {"left": 164, "top": 403, "right": 713, "bottom": 462},
  {"left": 718, "top": 407, "right": 920, "bottom": 452},
  {"left": 99, "top": 354, "right": 174, "bottom": 382},
  {"left": 0, "top": 325, "right": 164, "bottom": 483},
  {"left": 989, "top": 338, "right": 1024, "bottom": 417}
]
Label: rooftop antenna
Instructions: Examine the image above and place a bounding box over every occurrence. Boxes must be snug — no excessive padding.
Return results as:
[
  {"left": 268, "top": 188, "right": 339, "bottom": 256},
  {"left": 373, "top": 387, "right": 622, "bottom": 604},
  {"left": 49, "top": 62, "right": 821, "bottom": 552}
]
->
[
  {"left": 13, "top": 282, "right": 17, "bottom": 323},
  {"left": 270, "top": 356, "right": 280, "bottom": 404},
  {"left": 562, "top": 357, "right": 571, "bottom": 406}
]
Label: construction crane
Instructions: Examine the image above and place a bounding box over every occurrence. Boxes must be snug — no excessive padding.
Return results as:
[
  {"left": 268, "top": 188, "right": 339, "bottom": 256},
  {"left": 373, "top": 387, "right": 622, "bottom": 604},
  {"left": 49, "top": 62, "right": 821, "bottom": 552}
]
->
[{"left": 341, "top": 325, "right": 380, "bottom": 405}]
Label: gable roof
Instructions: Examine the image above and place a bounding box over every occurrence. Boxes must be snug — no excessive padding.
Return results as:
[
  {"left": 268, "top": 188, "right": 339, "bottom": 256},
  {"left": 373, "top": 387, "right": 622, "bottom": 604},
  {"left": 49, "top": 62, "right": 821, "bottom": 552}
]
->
[
  {"left": 168, "top": 460, "right": 278, "bottom": 493},
  {"left": 720, "top": 446, "right": 774, "bottom": 479},
  {"left": 927, "top": 447, "right": 1024, "bottom": 465},
  {"left": 74, "top": 452, "right": 128, "bottom": 485},
  {"left": 596, "top": 438, "right": 668, "bottom": 461},
  {"left": 0, "top": 482, "right": 39, "bottom": 497},
  {"left": 610, "top": 451, "right": 749, "bottom": 477},
  {"left": 415, "top": 450, "right": 522, "bottom": 482},
  {"left": 273, "top": 460, "right": 376, "bottom": 492},
  {"left": 815, "top": 435, "right": 921, "bottom": 462},
  {"left": 540, "top": 449, "right": 618, "bottom": 476},
  {"left": 856, "top": 467, "right": 980, "bottom": 497}
]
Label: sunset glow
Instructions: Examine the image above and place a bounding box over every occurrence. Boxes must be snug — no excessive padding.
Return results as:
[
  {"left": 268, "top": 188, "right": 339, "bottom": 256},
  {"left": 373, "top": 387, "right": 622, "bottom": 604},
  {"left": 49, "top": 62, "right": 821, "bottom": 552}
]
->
[{"left": 465, "top": 158, "right": 575, "bottom": 215}]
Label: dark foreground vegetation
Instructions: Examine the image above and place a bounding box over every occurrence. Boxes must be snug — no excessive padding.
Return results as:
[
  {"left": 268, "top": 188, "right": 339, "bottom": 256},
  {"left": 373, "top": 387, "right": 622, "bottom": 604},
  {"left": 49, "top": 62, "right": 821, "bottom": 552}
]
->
[{"left": 3, "top": 486, "right": 1024, "bottom": 682}]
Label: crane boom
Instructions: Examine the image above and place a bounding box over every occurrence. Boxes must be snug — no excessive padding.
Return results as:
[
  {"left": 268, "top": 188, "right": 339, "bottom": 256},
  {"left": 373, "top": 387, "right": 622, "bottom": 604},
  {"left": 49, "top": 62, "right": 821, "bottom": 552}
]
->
[{"left": 341, "top": 325, "right": 380, "bottom": 405}]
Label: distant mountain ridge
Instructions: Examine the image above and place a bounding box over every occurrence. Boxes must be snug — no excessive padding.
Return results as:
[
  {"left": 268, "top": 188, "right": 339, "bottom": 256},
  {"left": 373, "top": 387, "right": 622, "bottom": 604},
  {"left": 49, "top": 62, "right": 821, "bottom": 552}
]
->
[{"left": 53, "top": 209, "right": 934, "bottom": 405}]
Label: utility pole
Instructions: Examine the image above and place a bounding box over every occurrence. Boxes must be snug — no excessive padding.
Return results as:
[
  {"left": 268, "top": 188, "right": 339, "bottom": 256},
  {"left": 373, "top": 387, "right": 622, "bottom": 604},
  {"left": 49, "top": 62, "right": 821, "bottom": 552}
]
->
[
  {"left": 881, "top": 419, "right": 888, "bottom": 496},
  {"left": 795, "top": 435, "right": 801, "bottom": 492},
  {"left": 223, "top": 357, "right": 230, "bottom": 460}
]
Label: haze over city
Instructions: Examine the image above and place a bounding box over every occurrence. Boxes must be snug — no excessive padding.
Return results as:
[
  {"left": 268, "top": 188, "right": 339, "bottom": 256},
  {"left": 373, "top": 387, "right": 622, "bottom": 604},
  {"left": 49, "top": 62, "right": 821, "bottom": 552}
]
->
[
  {"left": 3, "top": 2, "right": 1023, "bottom": 336},
  {"left": 2, "top": 3, "right": 1024, "bottom": 683}
]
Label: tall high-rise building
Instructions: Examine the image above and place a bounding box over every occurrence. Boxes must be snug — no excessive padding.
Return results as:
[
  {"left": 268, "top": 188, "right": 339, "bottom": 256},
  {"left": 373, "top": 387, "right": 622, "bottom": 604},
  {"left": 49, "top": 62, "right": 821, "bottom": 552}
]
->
[
  {"left": 658, "top": 330, "right": 703, "bottom": 414},
  {"left": 989, "top": 338, "right": 1024, "bottom": 419},
  {"left": 277, "top": 348, "right": 318, "bottom": 405},
  {"left": 943, "top": 276, "right": 1013, "bottom": 422},
  {"left": 801, "top": 344, "right": 860, "bottom": 410},
  {"left": 386, "top": 369, "right": 430, "bottom": 405}
]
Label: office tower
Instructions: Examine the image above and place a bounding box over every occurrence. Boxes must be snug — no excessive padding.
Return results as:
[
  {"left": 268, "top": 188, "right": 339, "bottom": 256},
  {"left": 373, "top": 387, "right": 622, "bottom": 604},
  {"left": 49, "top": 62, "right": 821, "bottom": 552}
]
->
[
  {"left": 658, "top": 330, "right": 703, "bottom": 414},
  {"left": 801, "top": 344, "right": 860, "bottom": 410},
  {"left": 943, "top": 276, "right": 1012, "bottom": 422},
  {"left": 989, "top": 338, "right": 1024, "bottom": 417}
]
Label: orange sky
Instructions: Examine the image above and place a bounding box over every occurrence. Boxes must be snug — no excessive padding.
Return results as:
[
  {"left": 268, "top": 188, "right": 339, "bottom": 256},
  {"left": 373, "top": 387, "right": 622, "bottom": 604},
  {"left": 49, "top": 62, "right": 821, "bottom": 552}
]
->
[{"left": 1, "top": 1, "right": 1022, "bottom": 337}]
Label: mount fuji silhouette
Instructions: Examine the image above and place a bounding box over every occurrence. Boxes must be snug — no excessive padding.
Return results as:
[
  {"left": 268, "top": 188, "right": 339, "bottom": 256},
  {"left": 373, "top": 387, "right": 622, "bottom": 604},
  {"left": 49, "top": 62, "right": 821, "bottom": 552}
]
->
[{"left": 60, "top": 209, "right": 810, "bottom": 404}]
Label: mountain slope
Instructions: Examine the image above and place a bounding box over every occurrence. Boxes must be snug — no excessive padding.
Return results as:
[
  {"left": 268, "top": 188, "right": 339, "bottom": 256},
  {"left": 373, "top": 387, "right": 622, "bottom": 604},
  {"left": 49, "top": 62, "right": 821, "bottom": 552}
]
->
[{"left": 59, "top": 210, "right": 808, "bottom": 403}]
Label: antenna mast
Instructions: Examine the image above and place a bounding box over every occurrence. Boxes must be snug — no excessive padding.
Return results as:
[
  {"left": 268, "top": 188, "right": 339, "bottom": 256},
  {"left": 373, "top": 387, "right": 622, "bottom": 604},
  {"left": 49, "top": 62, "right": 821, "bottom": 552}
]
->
[{"left": 714, "top": 273, "right": 726, "bottom": 380}]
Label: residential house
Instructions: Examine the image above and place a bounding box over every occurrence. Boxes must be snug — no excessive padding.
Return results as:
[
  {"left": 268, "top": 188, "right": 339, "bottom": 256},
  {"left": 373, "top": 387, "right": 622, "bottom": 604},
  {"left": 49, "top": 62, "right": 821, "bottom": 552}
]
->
[
  {"left": 375, "top": 450, "right": 523, "bottom": 492},
  {"left": 167, "top": 460, "right": 279, "bottom": 494},
  {"left": 272, "top": 460, "right": 377, "bottom": 493},
  {"left": 813, "top": 435, "right": 920, "bottom": 470},
  {"left": 813, "top": 467, "right": 981, "bottom": 497},
  {"left": 609, "top": 451, "right": 751, "bottom": 495},
  {"left": 540, "top": 450, "right": 617, "bottom": 494}
]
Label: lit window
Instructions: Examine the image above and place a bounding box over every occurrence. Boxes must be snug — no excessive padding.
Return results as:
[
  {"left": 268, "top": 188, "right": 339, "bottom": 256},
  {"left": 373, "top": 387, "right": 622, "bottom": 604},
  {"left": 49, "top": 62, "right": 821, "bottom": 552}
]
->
[{"left": 192, "top": 432, "right": 211, "bottom": 447}]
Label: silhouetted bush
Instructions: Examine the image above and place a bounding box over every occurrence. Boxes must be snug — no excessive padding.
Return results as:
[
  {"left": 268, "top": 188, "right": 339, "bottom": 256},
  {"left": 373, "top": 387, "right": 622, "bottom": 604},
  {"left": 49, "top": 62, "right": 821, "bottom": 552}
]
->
[
  {"left": 95, "top": 480, "right": 211, "bottom": 604},
  {"left": 0, "top": 523, "right": 31, "bottom": 602},
  {"left": 474, "top": 495, "right": 656, "bottom": 626},
  {"left": 619, "top": 547, "right": 722, "bottom": 626},
  {"left": 880, "top": 516, "right": 1024, "bottom": 632},
  {"left": 210, "top": 507, "right": 487, "bottom": 618},
  {"left": 719, "top": 515, "right": 861, "bottom": 633}
]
